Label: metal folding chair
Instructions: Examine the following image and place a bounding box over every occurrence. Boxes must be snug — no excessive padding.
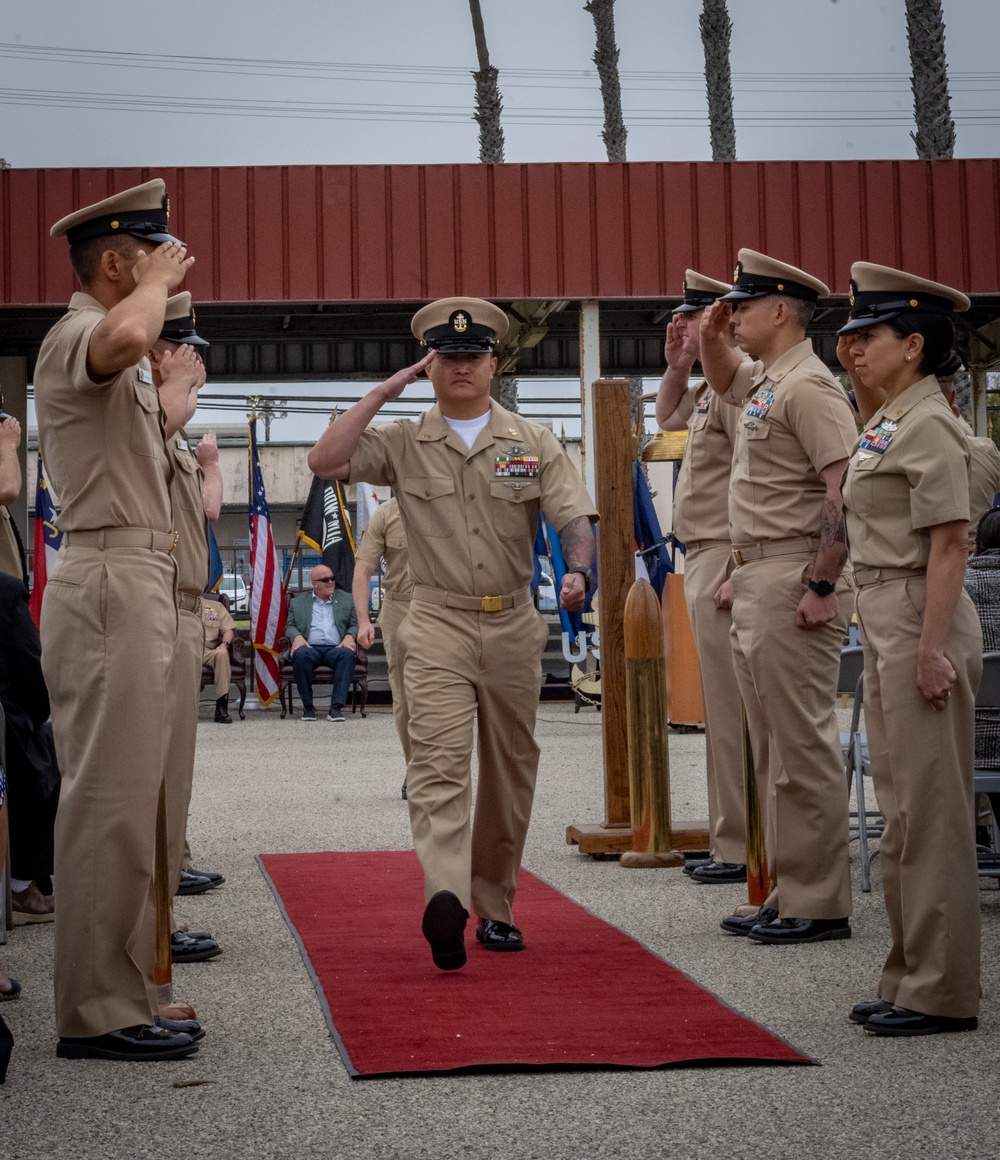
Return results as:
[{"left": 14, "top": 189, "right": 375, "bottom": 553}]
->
[
  {"left": 973, "top": 652, "right": 1000, "bottom": 880},
  {"left": 839, "top": 646, "right": 881, "bottom": 892}
]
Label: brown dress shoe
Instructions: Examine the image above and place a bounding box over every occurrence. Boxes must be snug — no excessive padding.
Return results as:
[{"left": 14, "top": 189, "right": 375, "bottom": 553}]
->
[{"left": 12, "top": 882, "right": 55, "bottom": 925}]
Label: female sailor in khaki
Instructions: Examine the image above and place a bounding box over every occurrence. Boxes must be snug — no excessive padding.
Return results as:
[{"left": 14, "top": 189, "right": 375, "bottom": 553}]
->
[{"left": 840, "top": 263, "right": 982, "bottom": 1037}]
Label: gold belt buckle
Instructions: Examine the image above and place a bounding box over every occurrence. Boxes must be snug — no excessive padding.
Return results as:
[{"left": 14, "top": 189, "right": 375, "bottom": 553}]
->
[
  {"left": 732, "top": 548, "right": 744, "bottom": 567},
  {"left": 170, "top": 530, "right": 180, "bottom": 554},
  {"left": 481, "top": 595, "right": 503, "bottom": 613}
]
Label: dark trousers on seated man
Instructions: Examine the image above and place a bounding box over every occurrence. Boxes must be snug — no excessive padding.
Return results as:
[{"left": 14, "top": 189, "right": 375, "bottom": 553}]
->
[{"left": 292, "top": 645, "right": 355, "bottom": 714}]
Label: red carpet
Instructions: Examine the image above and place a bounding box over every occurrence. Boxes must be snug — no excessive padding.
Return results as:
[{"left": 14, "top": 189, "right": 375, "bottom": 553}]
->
[{"left": 259, "top": 850, "right": 813, "bottom": 1078}]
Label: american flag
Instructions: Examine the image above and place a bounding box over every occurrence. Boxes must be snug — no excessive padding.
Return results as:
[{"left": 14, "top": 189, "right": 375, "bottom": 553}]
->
[
  {"left": 29, "top": 457, "right": 63, "bottom": 628},
  {"left": 248, "top": 420, "right": 287, "bottom": 706}
]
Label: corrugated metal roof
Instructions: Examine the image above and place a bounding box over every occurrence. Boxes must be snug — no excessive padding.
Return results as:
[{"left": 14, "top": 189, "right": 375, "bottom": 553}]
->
[{"left": 2, "top": 160, "right": 998, "bottom": 306}]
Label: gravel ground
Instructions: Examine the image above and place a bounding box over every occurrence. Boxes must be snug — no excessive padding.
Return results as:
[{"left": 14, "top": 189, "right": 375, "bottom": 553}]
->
[{"left": 1, "top": 696, "right": 996, "bottom": 1160}]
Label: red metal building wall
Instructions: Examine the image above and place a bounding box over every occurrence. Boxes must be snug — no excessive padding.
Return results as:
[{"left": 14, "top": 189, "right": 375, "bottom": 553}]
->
[{"left": 2, "top": 160, "right": 998, "bottom": 306}]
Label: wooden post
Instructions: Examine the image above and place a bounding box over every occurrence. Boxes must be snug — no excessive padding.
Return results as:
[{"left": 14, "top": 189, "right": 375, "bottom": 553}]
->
[
  {"left": 620, "top": 579, "right": 685, "bottom": 868},
  {"left": 565, "top": 380, "right": 633, "bottom": 855}
]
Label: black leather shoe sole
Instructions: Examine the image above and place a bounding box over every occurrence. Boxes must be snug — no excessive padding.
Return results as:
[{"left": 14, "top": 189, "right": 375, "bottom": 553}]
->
[
  {"left": 849, "top": 999, "right": 894, "bottom": 1025},
  {"left": 864, "top": 1008, "right": 978, "bottom": 1037},
  {"left": 422, "top": 891, "right": 468, "bottom": 971},
  {"left": 682, "top": 856, "right": 713, "bottom": 878},
  {"left": 691, "top": 863, "right": 747, "bottom": 884},
  {"left": 57, "top": 1027, "right": 199, "bottom": 1061},
  {"left": 176, "top": 873, "right": 214, "bottom": 896},
  {"left": 720, "top": 907, "right": 778, "bottom": 936},
  {"left": 747, "top": 920, "right": 851, "bottom": 945}
]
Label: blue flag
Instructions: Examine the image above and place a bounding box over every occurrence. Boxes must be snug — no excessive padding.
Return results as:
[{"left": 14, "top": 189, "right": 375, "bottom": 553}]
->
[{"left": 208, "top": 524, "right": 224, "bottom": 593}]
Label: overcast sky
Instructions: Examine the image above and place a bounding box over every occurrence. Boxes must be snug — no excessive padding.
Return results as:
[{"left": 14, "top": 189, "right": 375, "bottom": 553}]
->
[{"left": 9, "top": 0, "right": 998, "bottom": 441}]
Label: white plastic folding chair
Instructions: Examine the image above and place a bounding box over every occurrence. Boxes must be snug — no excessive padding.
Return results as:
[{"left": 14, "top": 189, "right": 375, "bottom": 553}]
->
[{"left": 839, "top": 646, "right": 881, "bottom": 892}]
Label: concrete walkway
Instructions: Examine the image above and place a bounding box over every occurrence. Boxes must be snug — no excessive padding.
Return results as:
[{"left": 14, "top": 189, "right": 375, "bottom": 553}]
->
[{"left": 1, "top": 700, "right": 996, "bottom": 1159}]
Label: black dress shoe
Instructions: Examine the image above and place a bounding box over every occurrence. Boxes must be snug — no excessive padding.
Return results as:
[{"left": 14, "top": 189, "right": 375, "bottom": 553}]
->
[
  {"left": 57, "top": 1024, "right": 198, "bottom": 1061},
  {"left": 720, "top": 906, "right": 777, "bottom": 936},
  {"left": 421, "top": 891, "right": 468, "bottom": 971},
  {"left": 401, "top": 782, "right": 408, "bottom": 801},
  {"left": 176, "top": 871, "right": 214, "bottom": 896},
  {"left": 683, "top": 856, "right": 713, "bottom": 878},
  {"left": 186, "top": 867, "right": 225, "bottom": 887},
  {"left": 864, "top": 1005, "right": 978, "bottom": 1037},
  {"left": 690, "top": 861, "right": 747, "bottom": 884},
  {"left": 747, "top": 917, "right": 851, "bottom": 944},
  {"left": 171, "top": 931, "right": 223, "bottom": 963},
  {"left": 155, "top": 1015, "right": 206, "bottom": 1043},
  {"left": 475, "top": 918, "right": 525, "bottom": 951},
  {"left": 849, "top": 999, "right": 894, "bottom": 1025}
]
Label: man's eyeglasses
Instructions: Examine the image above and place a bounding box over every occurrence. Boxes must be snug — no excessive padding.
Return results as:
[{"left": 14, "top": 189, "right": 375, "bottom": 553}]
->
[{"left": 314, "top": 577, "right": 335, "bottom": 584}]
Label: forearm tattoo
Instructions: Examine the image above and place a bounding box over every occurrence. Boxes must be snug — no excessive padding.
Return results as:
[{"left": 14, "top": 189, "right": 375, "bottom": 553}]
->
[
  {"left": 817, "top": 495, "right": 848, "bottom": 576},
  {"left": 558, "top": 515, "right": 595, "bottom": 571}
]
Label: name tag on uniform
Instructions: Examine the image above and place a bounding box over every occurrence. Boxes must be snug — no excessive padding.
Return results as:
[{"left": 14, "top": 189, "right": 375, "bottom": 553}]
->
[
  {"left": 495, "top": 454, "right": 539, "bottom": 479},
  {"left": 744, "top": 386, "right": 775, "bottom": 419},
  {"left": 138, "top": 367, "right": 153, "bottom": 385},
  {"left": 858, "top": 426, "right": 892, "bottom": 455}
]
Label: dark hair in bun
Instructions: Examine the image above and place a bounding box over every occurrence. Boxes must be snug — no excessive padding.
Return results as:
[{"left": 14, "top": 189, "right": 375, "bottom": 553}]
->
[
  {"left": 885, "top": 312, "right": 959, "bottom": 377},
  {"left": 975, "top": 507, "right": 1000, "bottom": 555}
]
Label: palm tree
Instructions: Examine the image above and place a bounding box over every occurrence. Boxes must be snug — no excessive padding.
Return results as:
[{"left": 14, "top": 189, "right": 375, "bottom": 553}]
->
[
  {"left": 905, "top": 0, "right": 955, "bottom": 159},
  {"left": 700, "top": 0, "right": 736, "bottom": 161},
  {"left": 584, "top": 0, "right": 627, "bottom": 162},
  {"left": 468, "top": 0, "right": 505, "bottom": 164}
]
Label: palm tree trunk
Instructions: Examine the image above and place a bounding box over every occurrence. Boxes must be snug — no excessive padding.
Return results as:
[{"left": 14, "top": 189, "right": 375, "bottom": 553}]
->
[
  {"left": 584, "top": 0, "right": 628, "bottom": 162},
  {"left": 700, "top": 0, "right": 736, "bottom": 161},
  {"left": 905, "top": 0, "right": 955, "bottom": 159},
  {"left": 469, "top": 0, "right": 506, "bottom": 164}
]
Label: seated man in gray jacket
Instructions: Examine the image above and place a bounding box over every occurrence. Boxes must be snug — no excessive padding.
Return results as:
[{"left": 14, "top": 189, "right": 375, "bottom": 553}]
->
[{"left": 286, "top": 565, "right": 359, "bottom": 722}]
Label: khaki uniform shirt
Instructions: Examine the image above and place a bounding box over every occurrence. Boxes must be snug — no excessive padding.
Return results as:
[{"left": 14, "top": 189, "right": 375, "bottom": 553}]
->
[
  {"left": 729, "top": 340, "right": 856, "bottom": 544},
  {"left": 348, "top": 400, "right": 597, "bottom": 597},
  {"left": 672, "top": 361, "right": 754, "bottom": 544},
  {"left": 34, "top": 293, "right": 172, "bottom": 534},
  {"left": 201, "top": 597, "right": 236, "bottom": 649},
  {"left": 355, "top": 497, "right": 412, "bottom": 596},
  {"left": 960, "top": 418, "right": 1000, "bottom": 549},
  {"left": 170, "top": 430, "right": 209, "bottom": 596},
  {"left": 0, "top": 506, "right": 22, "bottom": 579},
  {"left": 844, "top": 376, "right": 970, "bottom": 570}
]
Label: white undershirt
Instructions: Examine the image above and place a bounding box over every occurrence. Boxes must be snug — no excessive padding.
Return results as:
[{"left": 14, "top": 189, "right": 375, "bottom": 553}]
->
[{"left": 445, "top": 410, "right": 491, "bottom": 450}]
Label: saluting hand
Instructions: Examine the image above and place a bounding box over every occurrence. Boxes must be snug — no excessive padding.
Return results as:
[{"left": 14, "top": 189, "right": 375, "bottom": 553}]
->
[
  {"left": 0, "top": 415, "right": 21, "bottom": 450},
  {"left": 699, "top": 299, "right": 732, "bottom": 345},
  {"left": 133, "top": 241, "right": 196, "bottom": 291},
  {"left": 664, "top": 320, "right": 694, "bottom": 371},
  {"left": 380, "top": 352, "right": 436, "bottom": 402},
  {"left": 195, "top": 430, "right": 219, "bottom": 467},
  {"left": 836, "top": 335, "right": 859, "bottom": 375}
]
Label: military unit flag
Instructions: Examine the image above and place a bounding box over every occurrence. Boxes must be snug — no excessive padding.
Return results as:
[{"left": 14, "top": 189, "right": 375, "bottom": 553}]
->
[{"left": 298, "top": 475, "right": 357, "bottom": 592}]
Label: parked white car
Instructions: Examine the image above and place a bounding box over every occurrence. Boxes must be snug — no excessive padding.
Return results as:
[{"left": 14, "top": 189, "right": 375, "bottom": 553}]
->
[{"left": 219, "top": 573, "right": 249, "bottom": 613}]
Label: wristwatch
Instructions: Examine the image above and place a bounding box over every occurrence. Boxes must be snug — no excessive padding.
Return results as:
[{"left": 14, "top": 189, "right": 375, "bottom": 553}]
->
[
  {"left": 569, "top": 567, "right": 593, "bottom": 592},
  {"left": 807, "top": 578, "right": 837, "bottom": 598}
]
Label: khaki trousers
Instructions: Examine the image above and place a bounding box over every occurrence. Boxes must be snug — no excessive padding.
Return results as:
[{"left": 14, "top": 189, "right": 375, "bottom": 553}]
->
[
  {"left": 856, "top": 577, "right": 982, "bottom": 1018},
  {"left": 398, "top": 599, "right": 549, "bottom": 924},
  {"left": 41, "top": 546, "right": 177, "bottom": 1038},
  {"left": 730, "top": 554, "right": 852, "bottom": 919},
  {"left": 379, "top": 593, "right": 411, "bottom": 764},
  {"left": 682, "top": 543, "right": 746, "bottom": 863},
  {"left": 201, "top": 643, "right": 231, "bottom": 700},
  {"left": 165, "top": 610, "right": 203, "bottom": 901}
]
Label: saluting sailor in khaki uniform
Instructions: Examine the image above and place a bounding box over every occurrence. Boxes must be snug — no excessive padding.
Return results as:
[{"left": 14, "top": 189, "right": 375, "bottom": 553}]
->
[
  {"left": 146, "top": 294, "right": 224, "bottom": 966},
  {"left": 0, "top": 412, "right": 26, "bottom": 581},
  {"left": 34, "top": 179, "right": 203, "bottom": 1061},
  {"left": 353, "top": 497, "right": 413, "bottom": 794},
  {"left": 839, "top": 264, "right": 981, "bottom": 1037},
  {"left": 700, "top": 250, "right": 857, "bottom": 945},
  {"left": 308, "top": 297, "right": 597, "bottom": 971},
  {"left": 656, "top": 271, "right": 751, "bottom": 884}
]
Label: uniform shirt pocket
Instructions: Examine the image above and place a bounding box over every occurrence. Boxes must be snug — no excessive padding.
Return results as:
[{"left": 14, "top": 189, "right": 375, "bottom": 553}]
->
[
  {"left": 489, "top": 480, "right": 542, "bottom": 538},
  {"left": 845, "top": 455, "right": 880, "bottom": 517},
  {"left": 401, "top": 475, "right": 456, "bottom": 538},
  {"left": 173, "top": 448, "right": 203, "bottom": 511},
  {"left": 130, "top": 379, "right": 164, "bottom": 459}
]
